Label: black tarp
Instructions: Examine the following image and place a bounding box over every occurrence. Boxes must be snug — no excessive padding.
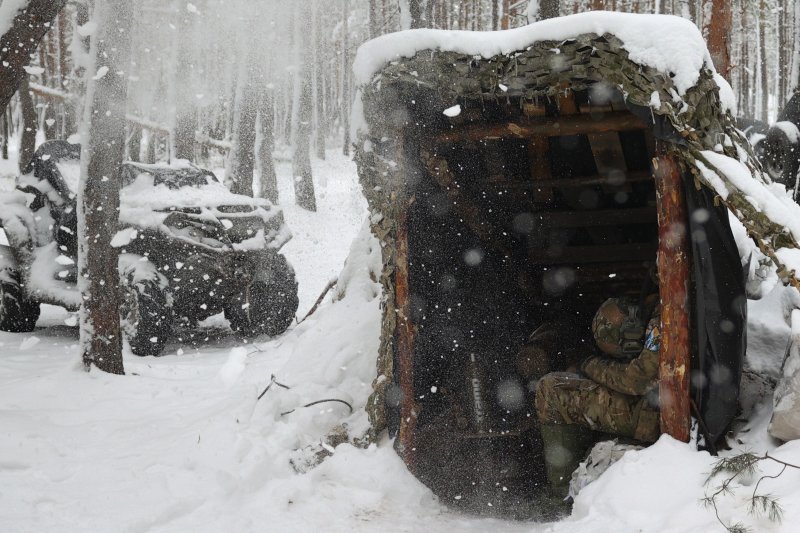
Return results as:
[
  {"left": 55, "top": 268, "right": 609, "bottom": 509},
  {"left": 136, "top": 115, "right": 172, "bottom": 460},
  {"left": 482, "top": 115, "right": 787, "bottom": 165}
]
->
[{"left": 685, "top": 181, "right": 747, "bottom": 449}]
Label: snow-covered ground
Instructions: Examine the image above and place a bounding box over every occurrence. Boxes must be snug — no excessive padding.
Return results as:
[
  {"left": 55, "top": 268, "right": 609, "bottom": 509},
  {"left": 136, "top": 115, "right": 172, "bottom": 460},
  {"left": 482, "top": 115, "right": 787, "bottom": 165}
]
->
[{"left": 2, "top": 147, "right": 800, "bottom": 533}]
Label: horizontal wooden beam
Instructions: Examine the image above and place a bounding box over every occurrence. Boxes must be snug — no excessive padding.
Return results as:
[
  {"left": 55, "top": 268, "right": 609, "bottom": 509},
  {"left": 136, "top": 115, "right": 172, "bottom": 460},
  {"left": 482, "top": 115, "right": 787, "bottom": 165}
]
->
[
  {"left": 485, "top": 170, "right": 653, "bottom": 190},
  {"left": 528, "top": 242, "right": 657, "bottom": 265},
  {"left": 432, "top": 111, "right": 648, "bottom": 144},
  {"left": 534, "top": 206, "right": 657, "bottom": 229}
]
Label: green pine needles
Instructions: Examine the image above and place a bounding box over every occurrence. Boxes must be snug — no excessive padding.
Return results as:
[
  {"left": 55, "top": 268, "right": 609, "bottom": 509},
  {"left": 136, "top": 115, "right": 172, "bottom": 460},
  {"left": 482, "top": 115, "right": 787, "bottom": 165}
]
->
[{"left": 702, "top": 452, "right": 799, "bottom": 533}]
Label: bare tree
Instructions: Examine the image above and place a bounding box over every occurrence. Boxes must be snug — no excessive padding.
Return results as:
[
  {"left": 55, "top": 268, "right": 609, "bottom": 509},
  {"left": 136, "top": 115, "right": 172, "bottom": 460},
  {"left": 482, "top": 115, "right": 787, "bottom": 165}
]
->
[
  {"left": 173, "top": 3, "right": 198, "bottom": 161},
  {"left": 0, "top": 0, "right": 67, "bottom": 114},
  {"left": 78, "top": 0, "right": 134, "bottom": 375}
]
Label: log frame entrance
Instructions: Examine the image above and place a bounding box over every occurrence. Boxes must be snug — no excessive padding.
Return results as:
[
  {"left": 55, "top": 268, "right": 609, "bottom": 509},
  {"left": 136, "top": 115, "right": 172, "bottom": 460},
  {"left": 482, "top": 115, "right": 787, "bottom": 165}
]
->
[{"left": 392, "top": 95, "right": 693, "bottom": 473}]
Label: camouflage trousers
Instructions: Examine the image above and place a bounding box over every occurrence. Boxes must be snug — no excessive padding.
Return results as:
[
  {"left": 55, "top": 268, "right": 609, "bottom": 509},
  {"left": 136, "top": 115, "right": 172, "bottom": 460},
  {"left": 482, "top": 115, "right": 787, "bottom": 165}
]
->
[{"left": 534, "top": 372, "right": 660, "bottom": 443}]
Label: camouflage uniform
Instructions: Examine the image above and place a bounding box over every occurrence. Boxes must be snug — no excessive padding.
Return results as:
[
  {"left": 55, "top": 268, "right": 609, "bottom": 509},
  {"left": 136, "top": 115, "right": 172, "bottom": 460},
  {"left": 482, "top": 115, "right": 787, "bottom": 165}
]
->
[{"left": 534, "top": 306, "right": 661, "bottom": 443}]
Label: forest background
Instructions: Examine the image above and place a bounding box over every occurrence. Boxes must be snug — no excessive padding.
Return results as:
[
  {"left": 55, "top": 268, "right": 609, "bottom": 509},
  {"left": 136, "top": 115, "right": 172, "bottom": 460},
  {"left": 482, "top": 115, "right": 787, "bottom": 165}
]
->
[{"left": 1, "top": 0, "right": 796, "bottom": 205}]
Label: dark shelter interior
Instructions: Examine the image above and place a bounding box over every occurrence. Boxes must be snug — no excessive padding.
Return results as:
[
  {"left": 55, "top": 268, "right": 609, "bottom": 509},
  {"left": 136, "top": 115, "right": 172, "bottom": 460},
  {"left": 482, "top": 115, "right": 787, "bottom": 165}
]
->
[{"left": 399, "top": 83, "right": 664, "bottom": 514}]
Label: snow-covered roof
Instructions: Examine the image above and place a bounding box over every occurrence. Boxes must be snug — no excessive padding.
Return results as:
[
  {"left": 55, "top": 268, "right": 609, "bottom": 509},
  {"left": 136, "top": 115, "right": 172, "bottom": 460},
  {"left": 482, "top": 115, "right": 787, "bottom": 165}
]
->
[{"left": 354, "top": 12, "right": 714, "bottom": 96}]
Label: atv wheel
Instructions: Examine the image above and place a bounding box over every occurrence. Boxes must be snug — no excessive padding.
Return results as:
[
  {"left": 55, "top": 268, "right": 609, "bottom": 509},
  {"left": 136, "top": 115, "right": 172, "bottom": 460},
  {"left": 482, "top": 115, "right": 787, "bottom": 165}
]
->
[
  {"left": 225, "top": 253, "right": 299, "bottom": 337},
  {"left": 0, "top": 259, "right": 40, "bottom": 333},
  {"left": 120, "top": 270, "right": 173, "bottom": 356},
  {"left": 763, "top": 126, "right": 800, "bottom": 192}
]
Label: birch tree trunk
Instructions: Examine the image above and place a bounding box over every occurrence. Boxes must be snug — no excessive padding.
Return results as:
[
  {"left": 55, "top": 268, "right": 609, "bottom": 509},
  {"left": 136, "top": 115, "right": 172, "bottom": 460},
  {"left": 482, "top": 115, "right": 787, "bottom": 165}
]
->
[{"left": 78, "top": 0, "right": 134, "bottom": 375}]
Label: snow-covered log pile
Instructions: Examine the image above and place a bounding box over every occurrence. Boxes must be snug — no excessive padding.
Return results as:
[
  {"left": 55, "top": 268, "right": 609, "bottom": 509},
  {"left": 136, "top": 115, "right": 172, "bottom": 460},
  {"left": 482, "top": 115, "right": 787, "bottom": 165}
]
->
[{"left": 352, "top": 11, "right": 800, "bottom": 439}]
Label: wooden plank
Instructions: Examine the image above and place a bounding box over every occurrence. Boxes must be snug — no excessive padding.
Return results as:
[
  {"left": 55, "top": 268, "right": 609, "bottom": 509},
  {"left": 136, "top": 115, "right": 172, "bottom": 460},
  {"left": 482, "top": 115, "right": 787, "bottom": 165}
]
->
[
  {"left": 483, "top": 170, "right": 652, "bottom": 189},
  {"left": 527, "top": 137, "right": 553, "bottom": 202},
  {"left": 528, "top": 242, "right": 657, "bottom": 264},
  {"left": 654, "top": 151, "right": 692, "bottom": 443},
  {"left": 432, "top": 112, "right": 648, "bottom": 144},
  {"left": 587, "top": 131, "right": 628, "bottom": 177},
  {"left": 534, "top": 206, "right": 656, "bottom": 228}
]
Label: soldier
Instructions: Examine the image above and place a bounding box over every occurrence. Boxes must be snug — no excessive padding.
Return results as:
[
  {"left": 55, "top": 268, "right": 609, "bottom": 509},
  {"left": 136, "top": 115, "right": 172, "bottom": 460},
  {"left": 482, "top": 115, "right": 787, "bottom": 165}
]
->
[{"left": 534, "top": 296, "right": 661, "bottom": 496}]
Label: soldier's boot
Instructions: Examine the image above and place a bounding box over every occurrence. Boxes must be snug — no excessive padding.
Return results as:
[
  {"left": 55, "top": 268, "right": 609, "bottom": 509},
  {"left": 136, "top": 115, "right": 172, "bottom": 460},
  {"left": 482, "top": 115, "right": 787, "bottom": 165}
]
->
[{"left": 540, "top": 423, "right": 593, "bottom": 499}]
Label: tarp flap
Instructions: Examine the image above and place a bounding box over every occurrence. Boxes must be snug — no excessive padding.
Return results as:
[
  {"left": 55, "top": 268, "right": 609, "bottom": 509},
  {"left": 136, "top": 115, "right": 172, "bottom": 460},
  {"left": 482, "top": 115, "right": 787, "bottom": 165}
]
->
[{"left": 685, "top": 182, "right": 747, "bottom": 445}]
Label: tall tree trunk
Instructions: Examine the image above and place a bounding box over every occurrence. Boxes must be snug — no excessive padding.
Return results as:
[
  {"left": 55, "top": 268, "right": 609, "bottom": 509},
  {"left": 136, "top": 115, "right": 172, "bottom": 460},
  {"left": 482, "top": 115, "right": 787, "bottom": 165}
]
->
[
  {"left": 341, "top": 0, "right": 351, "bottom": 156},
  {"left": 369, "top": 0, "right": 379, "bottom": 37},
  {"left": 425, "top": 0, "right": 434, "bottom": 27},
  {"left": 293, "top": 4, "right": 317, "bottom": 212},
  {"left": 791, "top": 1, "right": 800, "bottom": 93},
  {"left": 704, "top": 0, "right": 732, "bottom": 81},
  {"left": 64, "top": 1, "right": 90, "bottom": 139},
  {"left": 18, "top": 76, "right": 37, "bottom": 173},
  {"left": 409, "top": 0, "right": 423, "bottom": 28},
  {"left": 230, "top": 57, "right": 258, "bottom": 197},
  {"left": 0, "top": 0, "right": 67, "bottom": 114},
  {"left": 1, "top": 109, "right": 9, "bottom": 160},
  {"left": 314, "top": 0, "right": 326, "bottom": 160},
  {"left": 531, "top": 0, "right": 560, "bottom": 20},
  {"left": 492, "top": 0, "right": 499, "bottom": 30},
  {"left": 740, "top": 2, "right": 751, "bottom": 115},
  {"left": 501, "top": 0, "right": 510, "bottom": 29},
  {"left": 78, "top": 0, "right": 133, "bottom": 375},
  {"left": 258, "top": 85, "right": 278, "bottom": 204},
  {"left": 759, "top": 0, "right": 768, "bottom": 120},
  {"left": 173, "top": 5, "right": 197, "bottom": 161}
]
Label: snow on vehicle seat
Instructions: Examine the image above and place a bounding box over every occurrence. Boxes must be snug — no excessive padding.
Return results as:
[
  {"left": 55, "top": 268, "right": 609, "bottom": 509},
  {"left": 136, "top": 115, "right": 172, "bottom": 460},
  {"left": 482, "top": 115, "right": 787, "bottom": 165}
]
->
[{"left": 55, "top": 160, "right": 81, "bottom": 194}]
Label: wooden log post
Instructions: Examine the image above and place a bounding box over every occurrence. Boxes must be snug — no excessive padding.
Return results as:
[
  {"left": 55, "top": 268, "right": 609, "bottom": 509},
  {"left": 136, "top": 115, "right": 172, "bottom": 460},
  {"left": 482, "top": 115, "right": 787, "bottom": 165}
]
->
[
  {"left": 653, "top": 151, "right": 692, "bottom": 442},
  {"left": 395, "top": 202, "right": 419, "bottom": 469}
]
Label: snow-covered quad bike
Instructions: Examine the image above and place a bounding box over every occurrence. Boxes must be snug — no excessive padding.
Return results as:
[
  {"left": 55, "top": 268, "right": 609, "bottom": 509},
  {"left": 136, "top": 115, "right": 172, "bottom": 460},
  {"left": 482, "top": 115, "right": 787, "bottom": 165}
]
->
[{"left": 0, "top": 140, "right": 298, "bottom": 356}]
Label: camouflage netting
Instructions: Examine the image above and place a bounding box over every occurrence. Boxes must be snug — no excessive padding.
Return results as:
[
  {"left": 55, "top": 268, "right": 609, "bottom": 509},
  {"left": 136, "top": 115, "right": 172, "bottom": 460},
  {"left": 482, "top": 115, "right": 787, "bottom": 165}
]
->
[{"left": 353, "top": 31, "right": 800, "bottom": 441}]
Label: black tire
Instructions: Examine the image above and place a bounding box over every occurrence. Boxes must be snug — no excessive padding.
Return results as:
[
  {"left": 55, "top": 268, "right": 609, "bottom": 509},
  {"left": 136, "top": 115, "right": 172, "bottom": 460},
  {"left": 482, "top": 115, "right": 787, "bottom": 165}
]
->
[
  {"left": 763, "top": 126, "right": 800, "bottom": 192},
  {"left": 225, "top": 253, "right": 299, "bottom": 337},
  {"left": 0, "top": 265, "right": 40, "bottom": 333},
  {"left": 120, "top": 273, "right": 173, "bottom": 356}
]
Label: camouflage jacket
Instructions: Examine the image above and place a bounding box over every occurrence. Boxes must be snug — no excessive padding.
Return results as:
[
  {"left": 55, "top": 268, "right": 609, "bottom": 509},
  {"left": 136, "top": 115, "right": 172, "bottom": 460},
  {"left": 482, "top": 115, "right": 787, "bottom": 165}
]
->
[{"left": 581, "top": 306, "right": 661, "bottom": 397}]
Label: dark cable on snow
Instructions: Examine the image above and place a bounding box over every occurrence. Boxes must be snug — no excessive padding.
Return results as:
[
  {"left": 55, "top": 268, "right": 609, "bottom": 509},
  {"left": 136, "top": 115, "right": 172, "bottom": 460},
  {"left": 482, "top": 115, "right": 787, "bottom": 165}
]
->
[
  {"left": 280, "top": 399, "right": 353, "bottom": 417},
  {"left": 257, "top": 374, "right": 290, "bottom": 400}
]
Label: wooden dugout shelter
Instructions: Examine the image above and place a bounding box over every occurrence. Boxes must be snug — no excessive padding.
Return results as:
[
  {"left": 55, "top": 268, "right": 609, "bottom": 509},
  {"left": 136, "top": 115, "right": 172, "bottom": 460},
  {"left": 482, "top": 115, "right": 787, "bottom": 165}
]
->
[{"left": 352, "top": 16, "right": 800, "bottom": 509}]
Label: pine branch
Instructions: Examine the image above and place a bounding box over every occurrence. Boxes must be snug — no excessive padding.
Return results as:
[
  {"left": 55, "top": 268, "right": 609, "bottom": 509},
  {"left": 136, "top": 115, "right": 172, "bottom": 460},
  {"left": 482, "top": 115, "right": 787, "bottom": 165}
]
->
[{"left": 702, "top": 452, "right": 799, "bottom": 532}]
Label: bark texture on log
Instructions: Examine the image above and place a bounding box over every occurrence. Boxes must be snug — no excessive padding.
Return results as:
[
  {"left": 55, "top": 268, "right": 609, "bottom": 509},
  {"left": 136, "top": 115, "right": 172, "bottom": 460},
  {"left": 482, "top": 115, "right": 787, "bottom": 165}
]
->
[
  {"left": 79, "top": 0, "right": 133, "bottom": 375},
  {"left": 0, "top": 0, "right": 67, "bottom": 114},
  {"left": 395, "top": 204, "right": 418, "bottom": 469},
  {"left": 654, "top": 152, "right": 692, "bottom": 443}
]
